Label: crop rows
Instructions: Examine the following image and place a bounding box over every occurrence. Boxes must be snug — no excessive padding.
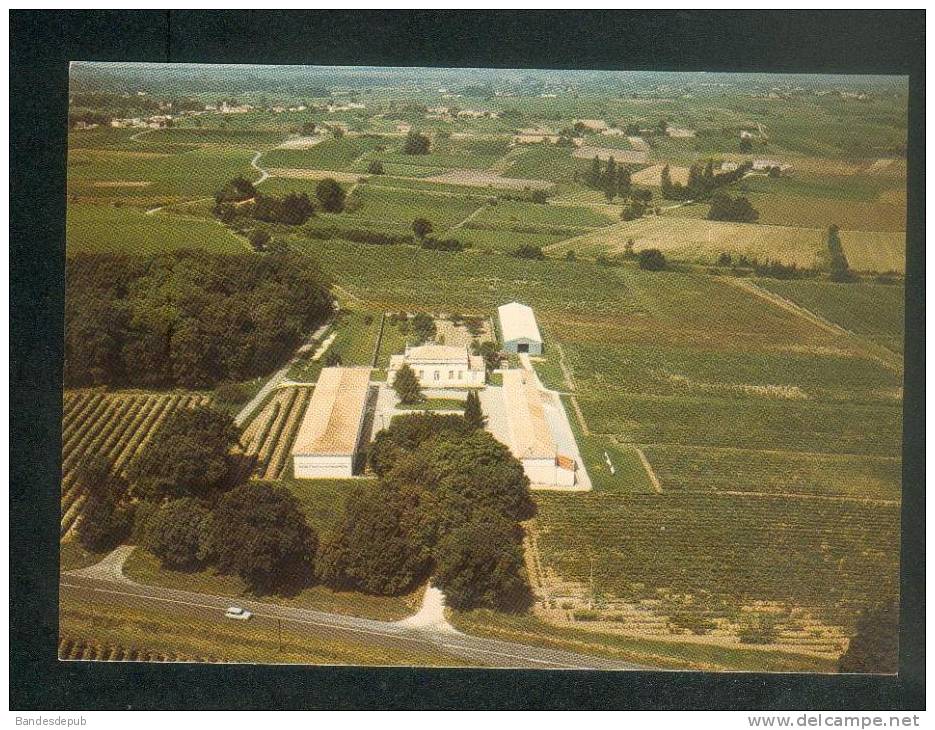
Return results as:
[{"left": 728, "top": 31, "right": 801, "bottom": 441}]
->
[
  {"left": 240, "top": 386, "right": 311, "bottom": 480},
  {"left": 533, "top": 491, "right": 900, "bottom": 629},
  {"left": 61, "top": 390, "right": 209, "bottom": 538},
  {"left": 58, "top": 635, "right": 214, "bottom": 663}
]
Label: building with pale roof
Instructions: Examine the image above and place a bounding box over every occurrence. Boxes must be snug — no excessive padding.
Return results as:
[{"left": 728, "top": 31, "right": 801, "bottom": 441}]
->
[
  {"left": 388, "top": 344, "right": 485, "bottom": 389},
  {"left": 501, "top": 370, "right": 576, "bottom": 487},
  {"left": 498, "top": 302, "right": 543, "bottom": 355},
  {"left": 292, "top": 367, "right": 372, "bottom": 478}
]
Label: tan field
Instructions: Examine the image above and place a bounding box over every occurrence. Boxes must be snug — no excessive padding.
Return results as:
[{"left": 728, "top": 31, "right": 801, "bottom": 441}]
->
[
  {"left": 546, "top": 216, "right": 906, "bottom": 272},
  {"left": 631, "top": 164, "right": 691, "bottom": 187}
]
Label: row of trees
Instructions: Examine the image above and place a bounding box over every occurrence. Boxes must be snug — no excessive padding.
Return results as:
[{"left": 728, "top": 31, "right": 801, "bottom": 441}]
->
[
  {"left": 706, "top": 193, "right": 760, "bottom": 223},
  {"left": 661, "top": 160, "right": 753, "bottom": 202},
  {"left": 581, "top": 156, "right": 632, "bottom": 201},
  {"left": 65, "top": 251, "right": 333, "bottom": 388}
]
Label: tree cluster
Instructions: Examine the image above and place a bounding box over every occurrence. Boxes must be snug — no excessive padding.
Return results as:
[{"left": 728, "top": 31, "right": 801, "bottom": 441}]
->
[
  {"left": 65, "top": 251, "right": 333, "bottom": 389},
  {"left": 662, "top": 161, "right": 753, "bottom": 202},
  {"left": 706, "top": 193, "right": 760, "bottom": 223},
  {"left": 402, "top": 130, "right": 431, "bottom": 155},
  {"left": 582, "top": 156, "right": 631, "bottom": 201},
  {"left": 318, "top": 414, "right": 534, "bottom": 611}
]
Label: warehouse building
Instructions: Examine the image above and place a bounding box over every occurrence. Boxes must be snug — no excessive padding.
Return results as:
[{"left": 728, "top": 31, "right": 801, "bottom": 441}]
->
[
  {"left": 501, "top": 369, "right": 576, "bottom": 487},
  {"left": 292, "top": 367, "right": 372, "bottom": 478},
  {"left": 498, "top": 302, "right": 544, "bottom": 355},
  {"left": 388, "top": 344, "right": 486, "bottom": 389}
]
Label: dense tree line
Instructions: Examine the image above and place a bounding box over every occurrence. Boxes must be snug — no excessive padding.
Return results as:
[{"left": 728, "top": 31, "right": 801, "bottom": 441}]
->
[
  {"left": 706, "top": 193, "right": 759, "bottom": 223},
  {"left": 319, "top": 413, "right": 534, "bottom": 611},
  {"left": 662, "top": 160, "right": 753, "bottom": 202},
  {"left": 581, "top": 156, "right": 632, "bottom": 201},
  {"left": 65, "top": 251, "right": 333, "bottom": 389}
]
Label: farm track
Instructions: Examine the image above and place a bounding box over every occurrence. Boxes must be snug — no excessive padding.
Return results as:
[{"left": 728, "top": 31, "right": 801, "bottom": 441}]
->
[
  {"left": 720, "top": 277, "right": 904, "bottom": 373},
  {"left": 60, "top": 391, "right": 207, "bottom": 538}
]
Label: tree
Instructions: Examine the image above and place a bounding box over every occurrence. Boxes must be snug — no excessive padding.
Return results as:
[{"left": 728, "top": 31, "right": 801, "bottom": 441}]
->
[
  {"left": 392, "top": 363, "right": 423, "bottom": 405},
  {"left": 316, "top": 483, "right": 432, "bottom": 595},
  {"left": 367, "top": 160, "right": 385, "bottom": 175},
  {"left": 471, "top": 340, "right": 501, "bottom": 371},
  {"left": 410, "top": 312, "right": 437, "bottom": 344},
  {"left": 74, "top": 456, "right": 133, "bottom": 552},
  {"left": 826, "top": 224, "right": 855, "bottom": 282},
  {"left": 210, "top": 482, "right": 317, "bottom": 594},
  {"left": 368, "top": 412, "right": 474, "bottom": 477},
  {"left": 434, "top": 513, "right": 533, "bottom": 612},
  {"left": 301, "top": 121, "right": 317, "bottom": 135},
  {"left": 412, "top": 218, "right": 433, "bottom": 241},
  {"left": 143, "top": 497, "right": 213, "bottom": 569},
  {"left": 129, "top": 405, "right": 241, "bottom": 501},
  {"left": 215, "top": 175, "right": 257, "bottom": 204},
  {"left": 464, "top": 390, "right": 486, "bottom": 430},
  {"left": 603, "top": 156, "right": 618, "bottom": 200},
  {"left": 511, "top": 245, "right": 545, "bottom": 260},
  {"left": 839, "top": 600, "right": 899, "bottom": 673},
  {"left": 584, "top": 156, "right": 602, "bottom": 188},
  {"left": 402, "top": 130, "right": 431, "bottom": 155},
  {"left": 248, "top": 228, "right": 271, "bottom": 251},
  {"left": 638, "top": 248, "right": 667, "bottom": 271},
  {"left": 315, "top": 178, "right": 346, "bottom": 213},
  {"left": 616, "top": 166, "right": 632, "bottom": 198},
  {"left": 740, "top": 136, "right": 753, "bottom": 153},
  {"left": 660, "top": 165, "right": 673, "bottom": 198}
]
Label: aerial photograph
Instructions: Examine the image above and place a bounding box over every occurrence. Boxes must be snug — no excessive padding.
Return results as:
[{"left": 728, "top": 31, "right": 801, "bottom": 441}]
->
[{"left": 60, "top": 62, "right": 906, "bottom": 672}]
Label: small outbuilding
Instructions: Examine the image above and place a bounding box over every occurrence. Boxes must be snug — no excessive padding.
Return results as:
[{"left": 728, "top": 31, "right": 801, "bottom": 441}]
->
[
  {"left": 292, "top": 367, "right": 372, "bottom": 478},
  {"left": 498, "top": 302, "right": 543, "bottom": 355}
]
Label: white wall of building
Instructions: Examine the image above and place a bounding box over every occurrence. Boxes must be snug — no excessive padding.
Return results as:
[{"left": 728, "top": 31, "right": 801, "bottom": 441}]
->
[
  {"left": 404, "top": 364, "right": 485, "bottom": 388},
  {"left": 293, "top": 455, "right": 354, "bottom": 479}
]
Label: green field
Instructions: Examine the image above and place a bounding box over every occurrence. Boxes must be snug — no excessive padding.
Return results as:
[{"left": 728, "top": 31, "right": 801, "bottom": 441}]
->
[
  {"left": 66, "top": 204, "right": 248, "bottom": 256},
  {"left": 533, "top": 491, "right": 899, "bottom": 629},
  {"left": 757, "top": 279, "right": 905, "bottom": 352},
  {"left": 287, "top": 308, "right": 382, "bottom": 381},
  {"left": 259, "top": 137, "right": 382, "bottom": 170}
]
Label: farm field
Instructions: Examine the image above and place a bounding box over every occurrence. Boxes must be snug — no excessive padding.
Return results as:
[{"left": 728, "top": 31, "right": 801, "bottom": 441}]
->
[
  {"left": 756, "top": 279, "right": 905, "bottom": 353},
  {"left": 60, "top": 390, "right": 210, "bottom": 538},
  {"left": 237, "top": 386, "right": 312, "bottom": 481},
  {"left": 286, "top": 307, "right": 382, "bottom": 382},
  {"left": 66, "top": 204, "right": 248, "bottom": 256},
  {"left": 547, "top": 216, "right": 907, "bottom": 273}
]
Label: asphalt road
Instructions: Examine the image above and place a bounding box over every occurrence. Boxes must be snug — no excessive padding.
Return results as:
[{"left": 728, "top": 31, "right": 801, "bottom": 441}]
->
[{"left": 60, "top": 570, "right": 652, "bottom": 671}]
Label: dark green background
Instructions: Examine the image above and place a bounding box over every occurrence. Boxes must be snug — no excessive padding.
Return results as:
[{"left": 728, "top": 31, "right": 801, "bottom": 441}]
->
[{"left": 10, "top": 10, "right": 925, "bottom": 710}]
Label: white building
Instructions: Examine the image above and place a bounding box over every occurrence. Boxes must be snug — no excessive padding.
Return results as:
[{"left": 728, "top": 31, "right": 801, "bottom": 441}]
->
[
  {"left": 388, "top": 345, "right": 485, "bottom": 389},
  {"left": 501, "top": 370, "right": 576, "bottom": 488},
  {"left": 753, "top": 158, "right": 780, "bottom": 170},
  {"left": 666, "top": 127, "right": 696, "bottom": 138},
  {"left": 291, "top": 367, "right": 372, "bottom": 478},
  {"left": 498, "top": 302, "right": 543, "bottom": 355}
]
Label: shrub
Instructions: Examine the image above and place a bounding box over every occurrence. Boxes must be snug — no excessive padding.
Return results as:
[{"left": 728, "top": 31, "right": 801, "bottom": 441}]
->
[
  {"left": 315, "top": 178, "right": 346, "bottom": 213},
  {"left": 367, "top": 160, "right": 385, "bottom": 175},
  {"left": 638, "top": 248, "right": 667, "bottom": 271},
  {"left": 510, "top": 244, "right": 545, "bottom": 260},
  {"left": 573, "top": 609, "right": 600, "bottom": 621}
]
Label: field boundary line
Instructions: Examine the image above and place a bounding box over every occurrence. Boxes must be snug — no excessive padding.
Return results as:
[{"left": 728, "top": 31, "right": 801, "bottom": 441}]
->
[
  {"left": 719, "top": 276, "right": 903, "bottom": 374},
  {"left": 713, "top": 489, "right": 900, "bottom": 507},
  {"left": 448, "top": 203, "right": 488, "bottom": 232},
  {"left": 634, "top": 447, "right": 663, "bottom": 493},
  {"left": 611, "top": 437, "right": 902, "bottom": 462},
  {"left": 548, "top": 335, "right": 590, "bottom": 437}
]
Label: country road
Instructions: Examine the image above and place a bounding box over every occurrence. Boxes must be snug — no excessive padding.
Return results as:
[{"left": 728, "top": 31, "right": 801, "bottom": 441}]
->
[{"left": 62, "top": 553, "right": 651, "bottom": 670}]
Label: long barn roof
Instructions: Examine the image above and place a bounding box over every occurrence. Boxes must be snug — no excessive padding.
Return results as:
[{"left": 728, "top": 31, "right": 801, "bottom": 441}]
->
[
  {"left": 292, "top": 367, "right": 371, "bottom": 457},
  {"left": 502, "top": 369, "right": 555, "bottom": 461},
  {"left": 498, "top": 301, "right": 543, "bottom": 344}
]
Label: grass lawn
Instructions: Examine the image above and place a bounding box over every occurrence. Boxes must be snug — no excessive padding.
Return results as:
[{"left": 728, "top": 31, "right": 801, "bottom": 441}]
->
[
  {"left": 287, "top": 308, "right": 382, "bottom": 381},
  {"left": 449, "top": 610, "right": 837, "bottom": 673},
  {"left": 61, "top": 589, "right": 465, "bottom": 666},
  {"left": 60, "top": 541, "right": 107, "bottom": 572},
  {"left": 397, "top": 398, "right": 466, "bottom": 411},
  {"left": 66, "top": 204, "right": 248, "bottom": 256},
  {"left": 123, "top": 547, "right": 421, "bottom": 622}
]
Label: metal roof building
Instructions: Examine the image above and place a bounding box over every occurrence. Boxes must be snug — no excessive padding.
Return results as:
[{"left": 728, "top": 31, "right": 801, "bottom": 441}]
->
[
  {"left": 292, "top": 367, "right": 372, "bottom": 478},
  {"left": 498, "top": 302, "right": 544, "bottom": 355}
]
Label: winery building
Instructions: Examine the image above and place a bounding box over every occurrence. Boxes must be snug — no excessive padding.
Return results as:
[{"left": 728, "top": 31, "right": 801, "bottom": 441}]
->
[{"left": 498, "top": 302, "right": 544, "bottom": 355}]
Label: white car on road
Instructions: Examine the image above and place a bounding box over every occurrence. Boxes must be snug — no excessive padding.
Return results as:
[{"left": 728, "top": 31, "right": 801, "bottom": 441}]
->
[{"left": 224, "top": 606, "right": 253, "bottom": 621}]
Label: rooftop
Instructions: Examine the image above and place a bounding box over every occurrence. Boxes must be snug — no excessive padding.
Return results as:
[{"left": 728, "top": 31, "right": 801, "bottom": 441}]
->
[
  {"left": 497, "top": 302, "right": 543, "bottom": 344},
  {"left": 292, "top": 367, "right": 372, "bottom": 456},
  {"left": 502, "top": 369, "right": 556, "bottom": 461},
  {"left": 403, "top": 344, "right": 471, "bottom": 364}
]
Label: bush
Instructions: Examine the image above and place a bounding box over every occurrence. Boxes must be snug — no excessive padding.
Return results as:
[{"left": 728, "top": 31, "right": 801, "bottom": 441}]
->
[
  {"left": 367, "top": 160, "right": 385, "bottom": 175},
  {"left": 304, "top": 226, "right": 413, "bottom": 246},
  {"left": 573, "top": 609, "right": 600, "bottom": 621},
  {"left": 402, "top": 130, "right": 431, "bottom": 155},
  {"left": 670, "top": 611, "right": 717, "bottom": 635},
  {"left": 738, "top": 619, "right": 779, "bottom": 645},
  {"left": 510, "top": 244, "right": 545, "bottom": 260},
  {"left": 638, "top": 248, "right": 667, "bottom": 271},
  {"left": 315, "top": 178, "right": 346, "bottom": 213},
  {"left": 421, "top": 237, "right": 465, "bottom": 252}
]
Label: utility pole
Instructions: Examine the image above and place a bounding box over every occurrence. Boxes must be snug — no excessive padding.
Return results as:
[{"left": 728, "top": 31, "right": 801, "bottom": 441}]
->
[{"left": 278, "top": 619, "right": 283, "bottom": 653}]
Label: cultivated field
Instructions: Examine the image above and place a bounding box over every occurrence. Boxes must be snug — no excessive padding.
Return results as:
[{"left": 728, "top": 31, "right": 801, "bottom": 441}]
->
[
  {"left": 238, "top": 386, "right": 312, "bottom": 480},
  {"left": 547, "top": 216, "right": 906, "bottom": 272}
]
